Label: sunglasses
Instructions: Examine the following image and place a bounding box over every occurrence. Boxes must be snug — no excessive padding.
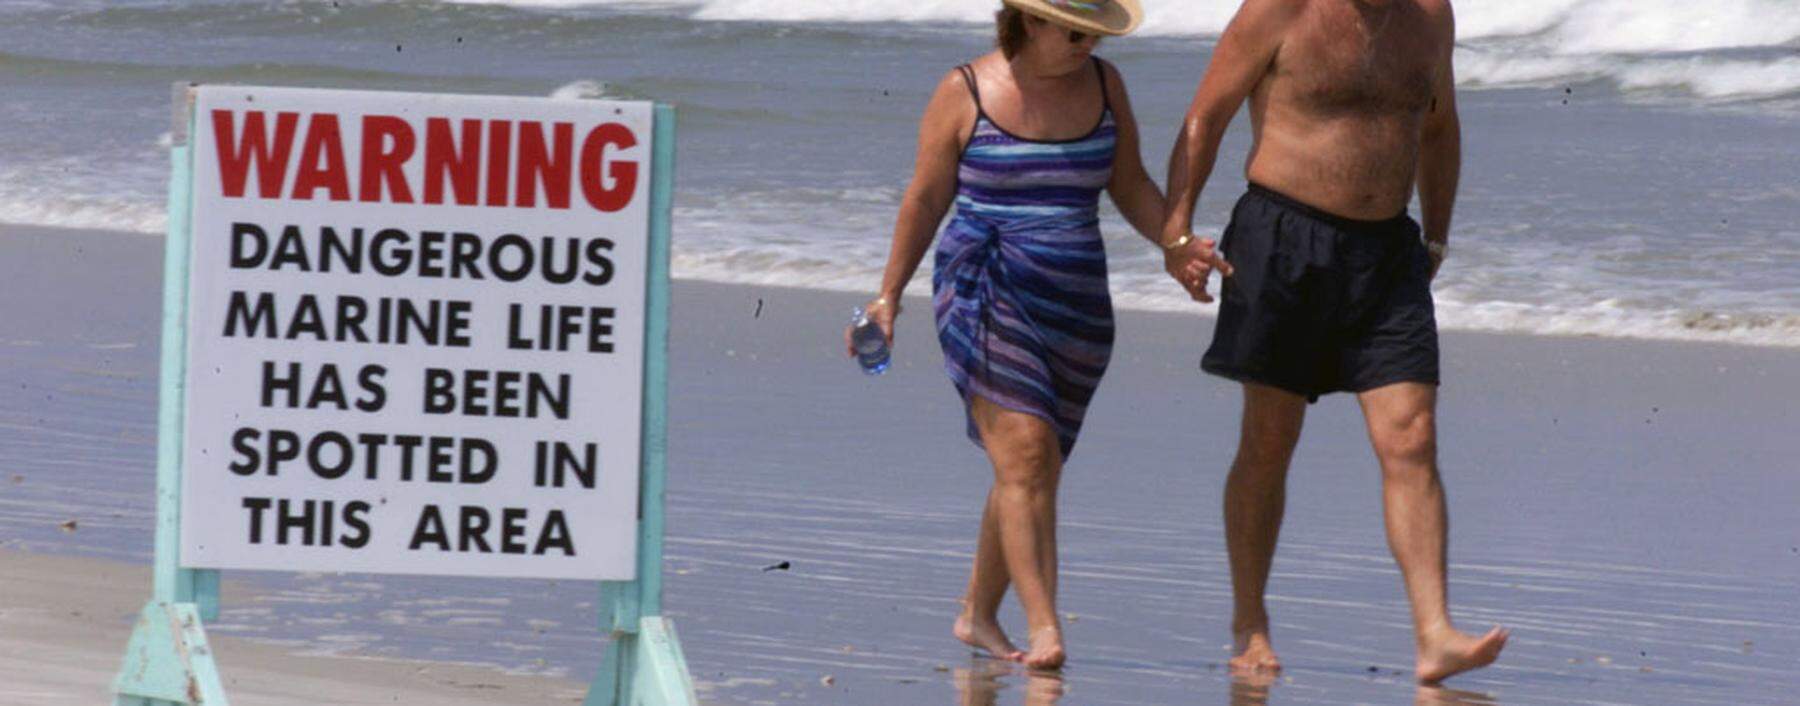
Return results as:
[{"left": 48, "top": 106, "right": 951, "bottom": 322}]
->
[{"left": 1031, "top": 14, "right": 1099, "bottom": 44}]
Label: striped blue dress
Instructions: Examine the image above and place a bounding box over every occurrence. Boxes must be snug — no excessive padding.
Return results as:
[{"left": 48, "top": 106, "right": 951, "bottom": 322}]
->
[{"left": 933, "top": 60, "right": 1116, "bottom": 459}]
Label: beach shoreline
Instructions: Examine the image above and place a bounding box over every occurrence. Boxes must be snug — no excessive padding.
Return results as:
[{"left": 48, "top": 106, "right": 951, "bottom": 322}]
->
[{"left": 4, "top": 221, "right": 1797, "bottom": 705}]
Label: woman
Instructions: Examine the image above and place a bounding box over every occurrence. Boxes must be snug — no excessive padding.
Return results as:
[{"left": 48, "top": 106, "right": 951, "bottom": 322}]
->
[{"left": 845, "top": 0, "right": 1173, "bottom": 670}]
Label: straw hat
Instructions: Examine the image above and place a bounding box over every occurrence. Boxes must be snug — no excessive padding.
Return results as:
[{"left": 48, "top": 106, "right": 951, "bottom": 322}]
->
[{"left": 1003, "top": 0, "right": 1143, "bottom": 37}]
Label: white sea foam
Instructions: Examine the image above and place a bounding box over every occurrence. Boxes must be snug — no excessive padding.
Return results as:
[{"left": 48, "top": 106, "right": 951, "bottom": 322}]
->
[
  {"left": 658, "top": 173, "right": 1800, "bottom": 348},
  {"left": 1455, "top": 50, "right": 1604, "bottom": 88},
  {"left": 0, "top": 159, "right": 167, "bottom": 234},
  {"left": 493, "top": 0, "right": 1800, "bottom": 101},
  {"left": 487, "top": 0, "right": 1800, "bottom": 50},
  {"left": 694, "top": 268, "right": 1800, "bottom": 349},
  {"left": 440, "top": 0, "right": 698, "bottom": 8},
  {"left": 1542, "top": 0, "right": 1800, "bottom": 54},
  {"left": 693, "top": 0, "right": 988, "bottom": 24},
  {"left": 0, "top": 193, "right": 164, "bottom": 235},
  {"left": 1617, "top": 57, "right": 1800, "bottom": 100},
  {"left": 1455, "top": 0, "right": 1800, "bottom": 101},
  {"left": 667, "top": 239, "right": 1800, "bottom": 349},
  {"left": 1458, "top": 50, "right": 1800, "bottom": 101},
  {"left": 1431, "top": 298, "right": 1800, "bottom": 348},
  {"left": 549, "top": 79, "right": 609, "bottom": 100}
]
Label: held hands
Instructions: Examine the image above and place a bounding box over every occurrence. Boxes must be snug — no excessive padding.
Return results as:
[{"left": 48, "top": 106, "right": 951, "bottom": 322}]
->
[
  {"left": 1162, "top": 234, "right": 1234, "bottom": 303},
  {"left": 843, "top": 296, "right": 900, "bottom": 358}
]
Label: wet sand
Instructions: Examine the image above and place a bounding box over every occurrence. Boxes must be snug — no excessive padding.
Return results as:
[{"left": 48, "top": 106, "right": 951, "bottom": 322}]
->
[{"left": 3, "top": 222, "right": 1797, "bottom": 704}]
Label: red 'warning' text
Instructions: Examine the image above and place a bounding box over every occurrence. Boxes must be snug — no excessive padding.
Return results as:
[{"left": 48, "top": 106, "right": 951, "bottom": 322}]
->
[{"left": 210, "top": 111, "right": 640, "bottom": 213}]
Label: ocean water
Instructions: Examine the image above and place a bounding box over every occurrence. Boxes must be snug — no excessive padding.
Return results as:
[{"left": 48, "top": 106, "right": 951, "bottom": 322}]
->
[{"left": 0, "top": 0, "right": 1797, "bottom": 347}]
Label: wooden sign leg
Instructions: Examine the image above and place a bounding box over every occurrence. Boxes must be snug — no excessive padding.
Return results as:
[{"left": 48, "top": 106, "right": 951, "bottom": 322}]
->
[
  {"left": 113, "top": 88, "right": 231, "bottom": 706},
  {"left": 113, "top": 602, "right": 228, "bottom": 706},
  {"left": 584, "top": 103, "right": 697, "bottom": 706}
]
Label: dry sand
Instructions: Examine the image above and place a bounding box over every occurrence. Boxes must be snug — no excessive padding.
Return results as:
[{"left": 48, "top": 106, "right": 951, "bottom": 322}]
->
[{"left": 0, "top": 549, "right": 587, "bottom": 705}]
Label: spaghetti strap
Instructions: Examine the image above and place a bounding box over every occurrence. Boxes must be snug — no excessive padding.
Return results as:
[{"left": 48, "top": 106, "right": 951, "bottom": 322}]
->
[
  {"left": 956, "top": 64, "right": 983, "bottom": 110},
  {"left": 1092, "top": 57, "right": 1110, "bottom": 111}
]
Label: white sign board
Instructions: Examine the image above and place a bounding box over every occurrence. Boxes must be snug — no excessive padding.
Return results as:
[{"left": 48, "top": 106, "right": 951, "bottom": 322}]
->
[{"left": 179, "top": 86, "right": 651, "bottom": 580}]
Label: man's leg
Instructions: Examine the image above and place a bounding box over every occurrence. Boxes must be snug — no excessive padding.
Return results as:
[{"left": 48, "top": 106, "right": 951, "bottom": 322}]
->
[
  {"left": 1357, "top": 382, "right": 1507, "bottom": 683},
  {"left": 1225, "top": 382, "right": 1307, "bottom": 673}
]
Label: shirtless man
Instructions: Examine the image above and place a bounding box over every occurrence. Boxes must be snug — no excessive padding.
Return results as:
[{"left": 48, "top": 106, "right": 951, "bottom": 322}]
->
[{"left": 1155, "top": 0, "right": 1508, "bottom": 684}]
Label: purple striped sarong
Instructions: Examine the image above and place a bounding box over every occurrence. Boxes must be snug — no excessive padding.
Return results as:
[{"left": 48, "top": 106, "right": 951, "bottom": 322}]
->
[{"left": 932, "top": 61, "right": 1117, "bottom": 459}]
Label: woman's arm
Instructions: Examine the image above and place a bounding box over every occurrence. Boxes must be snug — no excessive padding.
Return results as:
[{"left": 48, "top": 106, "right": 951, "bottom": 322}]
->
[
  {"left": 1100, "top": 60, "right": 1167, "bottom": 245},
  {"left": 849, "top": 68, "right": 974, "bottom": 353}
]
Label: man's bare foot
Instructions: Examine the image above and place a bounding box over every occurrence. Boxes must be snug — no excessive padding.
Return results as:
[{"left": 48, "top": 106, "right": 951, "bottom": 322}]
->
[
  {"left": 954, "top": 612, "right": 1023, "bottom": 661},
  {"left": 1230, "top": 628, "right": 1282, "bottom": 674},
  {"left": 1416, "top": 626, "right": 1509, "bottom": 684},
  {"left": 1022, "top": 625, "right": 1066, "bottom": 670}
]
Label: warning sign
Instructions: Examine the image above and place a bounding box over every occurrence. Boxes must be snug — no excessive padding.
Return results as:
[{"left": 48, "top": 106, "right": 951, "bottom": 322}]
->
[{"left": 178, "top": 85, "right": 651, "bottom": 580}]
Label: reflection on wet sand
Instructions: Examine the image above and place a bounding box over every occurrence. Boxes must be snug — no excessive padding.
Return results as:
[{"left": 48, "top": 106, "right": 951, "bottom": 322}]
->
[
  {"left": 1229, "top": 671, "right": 1275, "bottom": 705},
  {"left": 953, "top": 662, "right": 1504, "bottom": 706},
  {"left": 955, "top": 657, "right": 1065, "bottom": 706},
  {"left": 1416, "top": 684, "right": 1500, "bottom": 705},
  {"left": 1222, "top": 673, "right": 1500, "bottom": 705}
]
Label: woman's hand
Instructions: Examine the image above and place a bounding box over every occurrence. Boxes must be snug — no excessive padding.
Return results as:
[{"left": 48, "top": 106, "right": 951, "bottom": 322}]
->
[
  {"left": 1162, "top": 235, "right": 1234, "bottom": 303},
  {"left": 849, "top": 67, "right": 968, "bottom": 360},
  {"left": 844, "top": 297, "right": 902, "bottom": 357}
]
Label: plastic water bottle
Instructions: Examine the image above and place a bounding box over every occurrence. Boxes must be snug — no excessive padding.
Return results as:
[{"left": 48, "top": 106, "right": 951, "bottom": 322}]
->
[{"left": 849, "top": 306, "right": 891, "bottom": 375}]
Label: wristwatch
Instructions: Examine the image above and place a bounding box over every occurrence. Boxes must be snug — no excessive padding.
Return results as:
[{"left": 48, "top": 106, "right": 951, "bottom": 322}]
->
[
  {"left": 1161, "top": 233, "right": 1193, "bottom": 252},
  {"left": 1425, "top": 239, "right": 1448, "bottom": 260}
]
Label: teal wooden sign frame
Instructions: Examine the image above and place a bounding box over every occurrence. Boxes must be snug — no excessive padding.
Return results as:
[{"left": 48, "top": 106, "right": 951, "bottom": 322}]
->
[{"left": 113, "top": 85, "right": 695, "bottom": 706}]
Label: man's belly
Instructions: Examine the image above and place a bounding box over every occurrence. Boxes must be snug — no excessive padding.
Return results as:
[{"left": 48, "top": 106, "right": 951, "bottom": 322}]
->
[{"left": 1244, "top": 120, "right": 1421, "bottom": 220}]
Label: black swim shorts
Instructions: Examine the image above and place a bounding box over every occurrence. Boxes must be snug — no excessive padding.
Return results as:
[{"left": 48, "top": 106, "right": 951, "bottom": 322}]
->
[{"left": 1202, "top": 183, "right": 1440, "bottom": 402}]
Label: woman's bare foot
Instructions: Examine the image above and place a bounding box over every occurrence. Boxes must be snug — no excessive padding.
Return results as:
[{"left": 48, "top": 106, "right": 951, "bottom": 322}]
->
[
  {"left": 1414, "top": 684, "right": 1499, "bottom": 705},
  {"left": 1230, "top": 627, "right": 1282, "bottom": 674},
  {"left": 1416, "top": 625, "right": 1509, "bottom": 684},
  {"left": 954, "top": 611, "right": 1023, "bottom": 661},
  {"left": 1022, "top": 625, "right": 1066, "bottom": 670}
]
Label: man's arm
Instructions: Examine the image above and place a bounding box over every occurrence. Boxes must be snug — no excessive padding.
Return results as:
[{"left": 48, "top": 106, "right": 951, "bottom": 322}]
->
[
  {"left": 1416, "top": 3, "right": 1460, "bottom": 280},
  {"left": 1159, "top": 0, "right": 1296, "bottom": 301},
  {"left": 1160, "top": 0, "right": 1293, "bottom": 244}
]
